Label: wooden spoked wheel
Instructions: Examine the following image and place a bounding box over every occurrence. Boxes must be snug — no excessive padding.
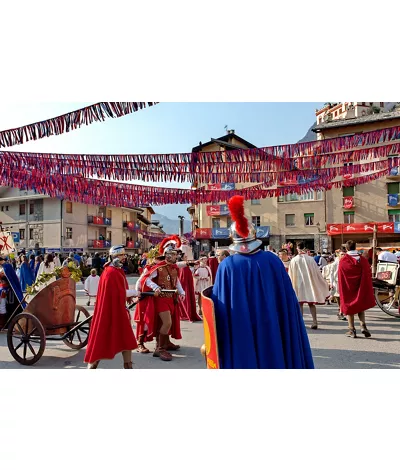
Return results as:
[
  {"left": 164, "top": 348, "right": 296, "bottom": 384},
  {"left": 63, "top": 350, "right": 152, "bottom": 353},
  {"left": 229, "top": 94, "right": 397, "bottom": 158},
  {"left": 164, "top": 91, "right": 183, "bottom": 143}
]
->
[
  {"left": 7, "top": 313, "right": 46, "bottom": 366},
  {"left": 62, "top": 306, "right": 91, "bottom": 350}
]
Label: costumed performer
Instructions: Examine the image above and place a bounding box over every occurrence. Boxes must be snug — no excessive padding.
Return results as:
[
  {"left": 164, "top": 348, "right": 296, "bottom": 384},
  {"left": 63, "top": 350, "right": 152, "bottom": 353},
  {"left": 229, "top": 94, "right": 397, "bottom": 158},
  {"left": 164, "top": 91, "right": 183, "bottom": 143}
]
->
[
  {"left": 84, "top": 246, "right": 138, "bottom": 369},
  {"left": 134, "top": 249, "right": 158, "bottom": 354},
  {"left": 0, "top": 256, "right": 25, "bottom": 308},
  {"left": 211, "top": 196, "right": 314, "bottom": 369},
  {"left": 178, "top": 237, "right": 202, "bottom": 322},
  {"left": 207, "top": 251, "right": 219, "bottom": 283},
  {"left": 330, "top": 248, "right": 347, "bottom": 321},
  {"left": 288, "top": 241, "right": 330, "bottom": 330},
  {"left": 19, "top": 255, "right": 34, "bottom": 293},
  {"left": 84, "top": 268, "right": 100, "bottom": 306},
  {"left": 339, "top": 240, "right": 375, "bottom": 338},
  {"left": 138, "top": 236, "right": 185, "bottom": 362},
  {"left": 193, "top": 257, "right": 212, "bottom": 315}
]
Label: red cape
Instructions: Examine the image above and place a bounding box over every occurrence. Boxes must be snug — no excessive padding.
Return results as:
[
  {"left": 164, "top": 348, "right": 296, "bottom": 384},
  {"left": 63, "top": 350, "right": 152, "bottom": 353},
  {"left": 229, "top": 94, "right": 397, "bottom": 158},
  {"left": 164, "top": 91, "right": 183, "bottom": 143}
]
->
[
  {"left": 207, "top": 257, "right": 219, "bottom": 283},
  {"left": 84, "top": 266, "right": 138, "bottom": 363},
  {"left": 179, "top": 266, "right": 202, "bottom": 321},
  {"left": 135, "top": 260, "right": 182, "bottom": 341},
  {"left": 338, "top": 254, "right": 376, "bottom": 315}
]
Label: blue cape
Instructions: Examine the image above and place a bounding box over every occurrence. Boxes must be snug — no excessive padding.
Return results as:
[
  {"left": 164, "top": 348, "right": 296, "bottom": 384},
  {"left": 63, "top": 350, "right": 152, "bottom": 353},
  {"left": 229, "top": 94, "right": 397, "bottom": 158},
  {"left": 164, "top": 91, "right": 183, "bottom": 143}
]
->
[
  {"left": 20, "top": 262, "right": 34, "bottom": 292},
  {"left": 211, "top": 251, "right": 314, "bottom": 369},
  {"left": 2, "top": 263, "right": 26, "bottom": 307}
]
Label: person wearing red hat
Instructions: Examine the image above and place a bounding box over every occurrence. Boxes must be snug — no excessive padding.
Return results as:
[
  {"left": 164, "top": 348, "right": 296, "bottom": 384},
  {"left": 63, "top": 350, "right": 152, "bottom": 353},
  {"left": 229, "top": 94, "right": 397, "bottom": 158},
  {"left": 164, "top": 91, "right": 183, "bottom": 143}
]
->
[{"left": 138, "top": 236, "right": 185, "bottom": 361}]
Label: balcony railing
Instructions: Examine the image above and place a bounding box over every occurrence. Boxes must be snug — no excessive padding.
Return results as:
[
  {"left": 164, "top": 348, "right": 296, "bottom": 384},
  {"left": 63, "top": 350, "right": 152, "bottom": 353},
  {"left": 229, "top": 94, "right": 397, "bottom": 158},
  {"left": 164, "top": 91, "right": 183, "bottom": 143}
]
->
[
  {"left": 88, "top": 215, "right": 112, "bottom": 226},
  {"left": 88, "top": 239, "right": 112, "bottom": 248}
]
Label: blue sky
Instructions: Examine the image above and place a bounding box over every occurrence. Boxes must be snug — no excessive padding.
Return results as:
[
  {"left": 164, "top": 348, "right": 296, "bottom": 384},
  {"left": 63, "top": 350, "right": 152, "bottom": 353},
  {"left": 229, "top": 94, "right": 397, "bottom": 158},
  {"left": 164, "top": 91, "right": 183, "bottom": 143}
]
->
[{"left": 0, "top": 102, "right": 324, "bottom": 218}]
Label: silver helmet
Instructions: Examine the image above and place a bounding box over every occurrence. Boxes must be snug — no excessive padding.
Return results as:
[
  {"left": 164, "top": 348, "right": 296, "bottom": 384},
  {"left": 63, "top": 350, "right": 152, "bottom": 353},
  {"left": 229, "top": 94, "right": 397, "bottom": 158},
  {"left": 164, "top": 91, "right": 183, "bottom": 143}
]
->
[
  {"left": 229, "top": 219, "right": 262, "bottom": 254},
  {"left": 109, "top": 245, "right": 126, "bottom": 258},
  {"left": 109, "top": 245, "right": 126, "bottom": 267}
]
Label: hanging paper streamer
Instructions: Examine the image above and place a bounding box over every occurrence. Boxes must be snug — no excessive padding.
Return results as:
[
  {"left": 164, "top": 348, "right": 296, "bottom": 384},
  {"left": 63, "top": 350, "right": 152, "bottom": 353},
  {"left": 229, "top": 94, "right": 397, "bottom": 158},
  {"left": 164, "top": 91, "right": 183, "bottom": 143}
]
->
[
  {"left": 0, "top": 164, "right": 392, "bottom": 207},
  {"left": 0, "top": 102, "right": 158, "bottom": 149},
  {"left": 1, "top": 126, "right": 400, "bottom": 183}
]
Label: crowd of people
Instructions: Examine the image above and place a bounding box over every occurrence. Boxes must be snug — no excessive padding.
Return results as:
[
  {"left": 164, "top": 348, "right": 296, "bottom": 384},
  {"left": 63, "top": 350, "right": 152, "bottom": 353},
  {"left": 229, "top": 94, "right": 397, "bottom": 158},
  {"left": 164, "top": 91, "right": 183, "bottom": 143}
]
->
[
  {"left": 0, "top": 204, "right": 388, "bottom": 368},
  {"left": 277, "top": 241, "right": 380, "bottom": 338}
]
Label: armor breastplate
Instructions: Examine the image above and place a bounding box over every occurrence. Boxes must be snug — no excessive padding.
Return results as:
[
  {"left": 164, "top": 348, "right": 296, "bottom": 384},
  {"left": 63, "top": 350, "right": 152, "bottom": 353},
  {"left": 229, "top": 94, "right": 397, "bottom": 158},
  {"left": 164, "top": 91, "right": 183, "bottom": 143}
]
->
[{"left": 156, "top": 265, "right": 179, "bottom": 293}]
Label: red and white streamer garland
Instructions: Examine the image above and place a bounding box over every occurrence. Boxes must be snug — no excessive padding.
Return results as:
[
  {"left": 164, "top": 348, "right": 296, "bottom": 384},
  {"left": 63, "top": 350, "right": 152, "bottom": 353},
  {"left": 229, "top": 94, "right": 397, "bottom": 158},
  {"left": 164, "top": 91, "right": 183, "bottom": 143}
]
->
[
  {"left": 0, "top": 102, "right": 158, "bottom": 149},
  {"left": 0, "top": 164, "right": 393, "bottom": 207},
  {"left": 1, "top": 126, "right": 400, "bottom": 183}
]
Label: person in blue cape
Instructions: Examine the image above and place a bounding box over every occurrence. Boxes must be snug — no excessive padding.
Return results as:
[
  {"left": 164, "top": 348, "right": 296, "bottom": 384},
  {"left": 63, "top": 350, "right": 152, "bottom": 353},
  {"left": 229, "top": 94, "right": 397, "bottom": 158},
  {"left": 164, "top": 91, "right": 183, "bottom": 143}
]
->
[
  {"left": 0, "top": 256, "right": 26, "bottom": 310},
  {"left": 211, "top": 196, "right": 314, "bottom": 369},
  {"left": 19, "top": 255, "right": 34, "bottom": 293}
]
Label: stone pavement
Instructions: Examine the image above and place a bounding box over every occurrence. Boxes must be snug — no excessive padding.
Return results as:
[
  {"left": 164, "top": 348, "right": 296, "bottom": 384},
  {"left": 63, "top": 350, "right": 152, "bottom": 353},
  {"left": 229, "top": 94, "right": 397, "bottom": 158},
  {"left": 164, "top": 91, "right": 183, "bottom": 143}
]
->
[{"left": 0, "top": 279, "right": 399, "bottom": 369}]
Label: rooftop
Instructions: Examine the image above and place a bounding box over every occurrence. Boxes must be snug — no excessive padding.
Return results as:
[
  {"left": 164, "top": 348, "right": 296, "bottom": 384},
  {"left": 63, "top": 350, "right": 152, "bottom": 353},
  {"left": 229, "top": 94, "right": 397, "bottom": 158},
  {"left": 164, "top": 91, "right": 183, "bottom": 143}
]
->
[
  {"left": 313, "top": 109, "right": 400, "bottom": 132},
  {"left": 192, "top": 131, "right": 257, "bottom": 152}
]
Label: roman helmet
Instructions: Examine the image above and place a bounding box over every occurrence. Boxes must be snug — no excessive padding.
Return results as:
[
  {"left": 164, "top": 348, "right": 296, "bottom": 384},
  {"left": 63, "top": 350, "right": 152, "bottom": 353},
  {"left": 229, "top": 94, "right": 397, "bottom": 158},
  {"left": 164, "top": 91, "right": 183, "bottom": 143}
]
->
[
  {"left": 159, "top": 235, "right": 182, "bottom": 263},
  {"left": 109, "top": 245, "right": 126, "bottom": 267},
  {"left": 228, "top": 196, "right": 262, "bottom": 254}
]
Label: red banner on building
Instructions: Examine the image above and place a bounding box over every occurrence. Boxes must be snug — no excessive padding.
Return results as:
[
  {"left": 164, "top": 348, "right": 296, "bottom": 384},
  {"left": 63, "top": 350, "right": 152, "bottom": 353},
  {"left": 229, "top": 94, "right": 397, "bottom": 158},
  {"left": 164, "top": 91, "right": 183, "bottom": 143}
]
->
[
  {"left": 93, "top": 240, "right": 105, "bottom": 248},
  {"left": 328, "top": 222, "right": 395, "bottom": 235},
  {"left": 195, "top": 228, "right": 212, "bottom": 239},
  {"left": 93, "top": 216, "right": 104, "bottom": 225},
  {"left": 207, "top": 184, "right": 221, "bottom": 191},
  {"left": 327, "top": 224, "right": 343, "bottom": 235},
  {"left": 206, "top": 205, "right": 221, "bottom": 216},
  {"left": 343, "top": 196, "right": 354, "bottom": 209},
  {"left": 126, "top": 241, "right": 135, "bottom": 248},
  {"left": 377, "top": 222, "right": 394, "bottom": 233}
]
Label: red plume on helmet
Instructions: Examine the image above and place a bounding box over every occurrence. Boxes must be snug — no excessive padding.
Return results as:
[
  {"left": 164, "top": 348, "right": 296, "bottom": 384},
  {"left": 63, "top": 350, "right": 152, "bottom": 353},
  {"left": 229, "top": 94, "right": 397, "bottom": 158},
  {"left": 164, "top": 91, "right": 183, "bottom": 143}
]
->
[
  {"left": 159, "top": 235, "right": 182, "bottom": 254},
  {"left": 228, "top": 196, "right": 249, "bottom": 238}
]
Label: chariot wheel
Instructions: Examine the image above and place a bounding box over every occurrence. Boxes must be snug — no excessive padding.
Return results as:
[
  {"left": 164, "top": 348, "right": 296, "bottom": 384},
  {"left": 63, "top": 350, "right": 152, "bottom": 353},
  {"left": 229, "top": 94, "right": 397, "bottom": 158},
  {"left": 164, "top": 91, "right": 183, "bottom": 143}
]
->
[
  {"left": 7, "top": 313, "right": 46, "bottom": 366},
  {"left": 63, "top": 306, "right": 91, "bottom": 350},
  {"left": 374, "top": 287, "right": 400, "bottom": 318}
]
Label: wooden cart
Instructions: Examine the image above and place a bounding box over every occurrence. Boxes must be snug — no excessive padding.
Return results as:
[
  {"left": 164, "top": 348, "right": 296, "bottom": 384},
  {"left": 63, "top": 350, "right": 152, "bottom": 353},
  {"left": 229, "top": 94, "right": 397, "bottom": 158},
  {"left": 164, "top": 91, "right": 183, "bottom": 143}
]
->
[{"left": 0, "top": 270, "right": 92, "bottom": 366}]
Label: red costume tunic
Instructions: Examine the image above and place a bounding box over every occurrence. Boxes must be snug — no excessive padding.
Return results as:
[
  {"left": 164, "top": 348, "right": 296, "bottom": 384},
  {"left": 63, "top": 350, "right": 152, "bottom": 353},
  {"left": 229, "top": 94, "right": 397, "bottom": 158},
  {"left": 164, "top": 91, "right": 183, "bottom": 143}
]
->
[
  {"left": 84, "top": 266, "right": 138, "bottom": 363},
  {"left": 338, "top": 254, "right": 376, "bottom": 315},
  {"left": 136, "top": 261, "right": 182, "bottom": 341},
  {"left": 207, "top": 256, "right": 219, "bottom": 283},
  {"left": 179, "top": 266, "right": 202, "bottom": 321}
]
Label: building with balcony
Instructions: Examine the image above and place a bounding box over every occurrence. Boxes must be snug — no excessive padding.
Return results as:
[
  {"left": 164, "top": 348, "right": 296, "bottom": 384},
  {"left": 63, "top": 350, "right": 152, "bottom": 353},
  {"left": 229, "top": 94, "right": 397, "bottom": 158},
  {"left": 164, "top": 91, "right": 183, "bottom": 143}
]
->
[
  {"left": 312, "top": 102, "right": 400, "bottom": 250},
  {"left": 188, "top": 131, "right": 326, "bottom": 253},
  {"left": 188, "top": 104, "right": 400, "bottom": 253},
  {"left": 0, "top": 187, "right": 155, "bottom": 254}
]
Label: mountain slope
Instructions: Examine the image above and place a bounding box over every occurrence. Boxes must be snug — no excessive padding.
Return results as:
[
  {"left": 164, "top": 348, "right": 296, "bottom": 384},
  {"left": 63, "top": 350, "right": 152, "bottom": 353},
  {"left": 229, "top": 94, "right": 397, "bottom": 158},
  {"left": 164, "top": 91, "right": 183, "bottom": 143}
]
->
[{"left": 153, "top": 213, "right": 191, "bottom": 235}]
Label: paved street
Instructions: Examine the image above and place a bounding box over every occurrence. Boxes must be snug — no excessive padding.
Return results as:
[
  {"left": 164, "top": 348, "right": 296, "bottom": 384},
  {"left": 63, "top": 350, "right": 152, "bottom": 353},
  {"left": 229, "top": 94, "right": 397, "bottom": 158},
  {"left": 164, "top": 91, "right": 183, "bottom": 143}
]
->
[{"left": 1, "top": 278, "right": 400, "bottom": 369}]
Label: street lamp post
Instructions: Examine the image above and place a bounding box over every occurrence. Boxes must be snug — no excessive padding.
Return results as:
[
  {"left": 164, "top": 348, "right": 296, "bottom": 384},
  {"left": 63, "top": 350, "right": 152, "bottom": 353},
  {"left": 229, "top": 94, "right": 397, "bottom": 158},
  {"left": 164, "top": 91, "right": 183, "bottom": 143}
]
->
[{"left": 178, "top": 216, "right": 185, "bottom": 237}]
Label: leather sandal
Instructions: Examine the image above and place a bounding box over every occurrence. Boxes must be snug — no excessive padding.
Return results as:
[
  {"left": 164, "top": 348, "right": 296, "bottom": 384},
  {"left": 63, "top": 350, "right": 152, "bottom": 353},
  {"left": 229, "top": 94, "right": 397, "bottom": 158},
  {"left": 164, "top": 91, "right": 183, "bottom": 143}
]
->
[
  {"left": 310, "top": 323, "right": 318, "bottom": 330},
  {"left": 137, "top": 344, "right": 150, "bottom": 354},
  {"left": 87, "top": 361, "right": 100, "bottom": 369},
  {"left": 166, "top": 340, "right": 180, "bottom": 351},
  {"left": 123, "top": 361, "right": 133, "bottom": 369}
]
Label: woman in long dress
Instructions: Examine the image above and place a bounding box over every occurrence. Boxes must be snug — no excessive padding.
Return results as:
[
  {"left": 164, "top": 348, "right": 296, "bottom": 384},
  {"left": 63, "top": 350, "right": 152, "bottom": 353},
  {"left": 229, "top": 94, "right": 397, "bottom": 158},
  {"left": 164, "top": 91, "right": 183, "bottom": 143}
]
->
[
  {"left": 193, "top": 257, "right": 213, "bottom": 315},
  {"left": 36, "top": 253, "right": 56, "bottom": 289}
]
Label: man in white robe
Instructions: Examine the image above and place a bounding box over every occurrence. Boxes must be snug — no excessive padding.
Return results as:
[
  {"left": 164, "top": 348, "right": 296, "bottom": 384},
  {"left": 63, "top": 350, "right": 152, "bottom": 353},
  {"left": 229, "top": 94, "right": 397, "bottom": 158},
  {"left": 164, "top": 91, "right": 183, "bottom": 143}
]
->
[{"left": 289, "top": 241, "right": 330, "bottom": 329}]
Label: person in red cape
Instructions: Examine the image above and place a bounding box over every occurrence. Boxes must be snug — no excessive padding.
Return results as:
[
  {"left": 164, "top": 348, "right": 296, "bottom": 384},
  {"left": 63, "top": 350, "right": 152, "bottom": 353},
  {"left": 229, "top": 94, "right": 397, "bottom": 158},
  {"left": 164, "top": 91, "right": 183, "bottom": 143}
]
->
[
  {"left": 207, "top": 251, "right": 219, "bottom": 283},
  {"left": 85, "top": 246, "right": 138, "bottom": 369},
  {"left": 177, "top": 238, "right": 202, "bottom": 322},
  {"left": 138, "top": 235, "right": 186, "bottom": 361},
  {"left": 339, "top": 240, "right": 375, "bottom": 339},
  {"left": 134, "top": 252, "right": 158, "bottom": 354}
]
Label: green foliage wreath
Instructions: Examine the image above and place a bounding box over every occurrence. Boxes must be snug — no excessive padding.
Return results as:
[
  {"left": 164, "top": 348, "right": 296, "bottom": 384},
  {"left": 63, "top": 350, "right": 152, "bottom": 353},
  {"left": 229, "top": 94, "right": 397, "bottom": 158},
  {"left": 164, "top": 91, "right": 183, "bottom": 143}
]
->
[{"left": 26, "top": 263, "right": 82, "bottom": 296}]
